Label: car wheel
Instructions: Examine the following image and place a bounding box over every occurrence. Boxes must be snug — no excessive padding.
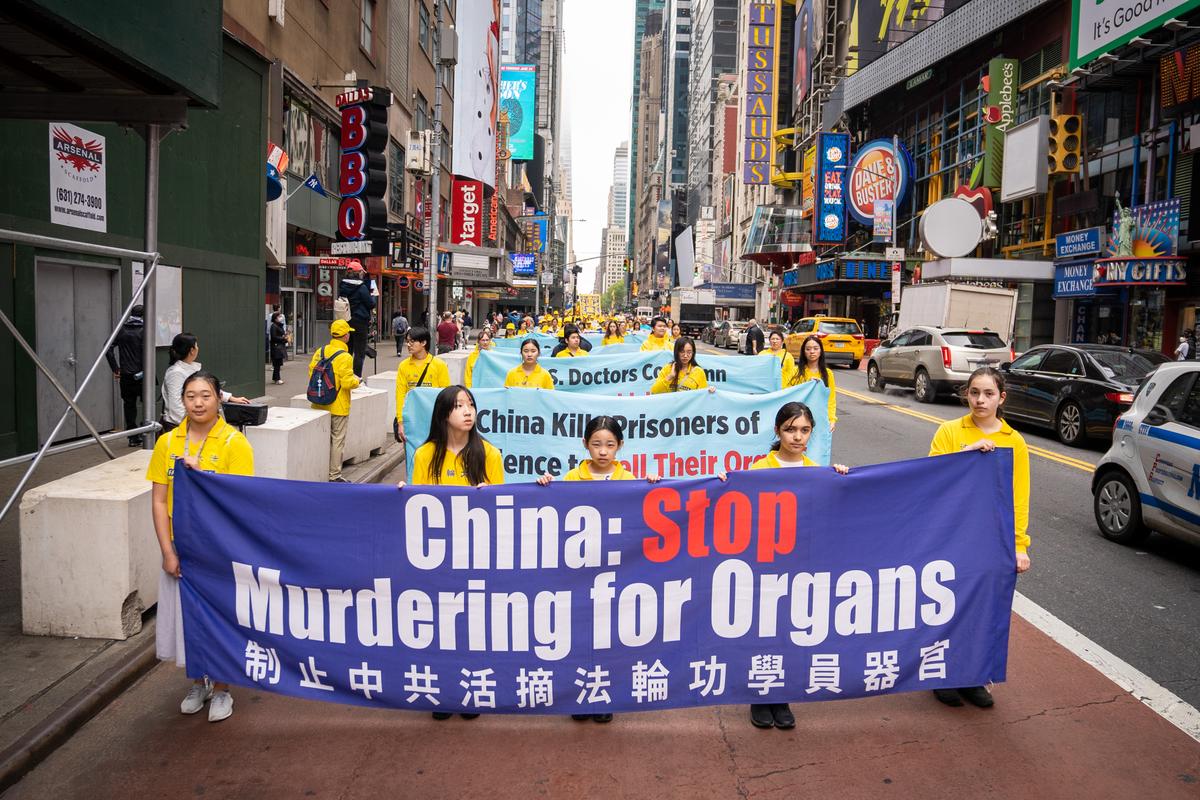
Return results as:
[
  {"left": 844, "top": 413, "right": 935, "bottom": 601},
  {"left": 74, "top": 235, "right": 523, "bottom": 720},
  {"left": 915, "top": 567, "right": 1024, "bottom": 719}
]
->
[
  {"left": 914, "top": 368, "right": 936, "bottom": 403},
  {"left": 867, "top": 362, "right": 885, "bottom": 392},
  {"left": 1093, "top": 470, "right": 1149, "bottom": 545},
  {"left": 1056, "top": 401, "right": 1086, "bottom": 445}
]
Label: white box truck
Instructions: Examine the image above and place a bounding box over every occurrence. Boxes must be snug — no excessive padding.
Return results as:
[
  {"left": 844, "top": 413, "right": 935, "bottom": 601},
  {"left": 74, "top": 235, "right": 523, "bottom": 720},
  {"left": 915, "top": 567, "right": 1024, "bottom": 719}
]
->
[{"left": 896, "top": 283, "right": 1019, "bottom": 343}]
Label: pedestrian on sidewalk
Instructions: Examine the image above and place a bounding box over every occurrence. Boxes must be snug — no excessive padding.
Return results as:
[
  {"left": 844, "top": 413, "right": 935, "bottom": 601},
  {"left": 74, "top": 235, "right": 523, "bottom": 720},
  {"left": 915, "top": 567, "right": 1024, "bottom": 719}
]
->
[
  {"left": 394, "top": 326, "right": 451, "bottom": 444},
  {"left": 147, "top": 370, "right": 254, "bottom": 723},
  {"left": 1175, "top": 335, "right": 1190, "bottom": 361},
  {"left": 161, "top": 333, "right": 249, "bottom": 434},
  {"left": 391, "top": 311, "right": 410, "bottom": 356},
  {"left": 337, "top": 260, "right": 376, "bottom": 376},
  {"left": 436, "top": 311, "right": 459, "bottom": 355},
  {"left": 795, "top": 335, "right": 836, "bottom": 431},
  {"left": 308, "top": 320, "right": 361, "bottom": 483},
  {"left": 464, "top": 328, "right": 494, "bottom": 388},
  {"left": 927, "top": 366, "right": 1031, "bottom": 709},
  {"left": 397, "top": 384, "right": 503, "bottom": 723},
  {"left": 505, "top": 338, "right": 555, "bottom": 389},
  {"left": 105, "top": 305, "right": 147, "bottom": 447},
  {"left": 745, "top": 319, "right": 765, "bottom": 355},
  {"left": 269, "top": 313, "right": 289, "bottom": 384},
  {"left": 745, "top": 401, "right": 849, "bottom": 730}
]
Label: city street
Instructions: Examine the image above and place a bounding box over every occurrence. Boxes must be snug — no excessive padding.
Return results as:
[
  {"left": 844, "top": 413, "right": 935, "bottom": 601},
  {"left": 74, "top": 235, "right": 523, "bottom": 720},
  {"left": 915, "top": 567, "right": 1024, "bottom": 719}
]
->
[{"left": 6, "top": 345, "right": 1199, "bottom": 799}]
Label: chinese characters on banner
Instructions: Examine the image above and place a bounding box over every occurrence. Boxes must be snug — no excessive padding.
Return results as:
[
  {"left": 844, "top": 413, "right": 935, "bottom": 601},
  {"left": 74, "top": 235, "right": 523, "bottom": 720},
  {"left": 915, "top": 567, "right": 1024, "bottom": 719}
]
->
[{"left": 173, "top": 452, "right": 1016, "bottom": 713}]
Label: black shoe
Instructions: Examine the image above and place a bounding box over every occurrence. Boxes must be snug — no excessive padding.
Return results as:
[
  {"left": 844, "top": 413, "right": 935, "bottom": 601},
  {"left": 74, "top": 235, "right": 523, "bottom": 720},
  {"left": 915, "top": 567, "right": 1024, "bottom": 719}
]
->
[
  {"left": 460, "top": 713, "right": 480, "bottom": 720},
  {"left": 770, "top": 703, "right": 795, "bottom": 729},
  {"left": 592, "top": 713, "right": 613, "bottom": 723},
  {"left": 329, "top": 477, "right": 350, "bottom": 483},
  {"left": 750, "top": 704, "right": 775, "bottom": 728},
  {"left": 571, "top": 714, "right": 590, "bottom": 721},
  {"left": 128, "top": 436, "right": 143, "bottom": 448},
  {"left": 431, "top": 711, "right": 452, "bottom": 720},
  {"left": 933, "top": 689, "right": 964, "bottom": 707},
  {"left": 957, "top": 686, "right": 994, "bottom": 708}
]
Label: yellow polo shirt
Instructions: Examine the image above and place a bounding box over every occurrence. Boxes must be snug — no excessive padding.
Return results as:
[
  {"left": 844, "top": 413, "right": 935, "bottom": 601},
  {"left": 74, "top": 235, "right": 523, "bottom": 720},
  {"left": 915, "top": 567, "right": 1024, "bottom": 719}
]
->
[
  {"left": 796, "top": 366, "right": 837, "bottom": 425},
  {"left": 505, "top": 364, "right": 555, "bottom": 389},
  {"left": 650, "top": 364, "right": 708, "bottom": 393},
  {"left": 760, "top": 347, "right": 799, "bottom": 388},
  {"left": 564, "top": 460, "right": 635, "bottom": 481},
  {"left": 411, "top": 440, "right": 505, "bottom": 485},
  {"left": 395, "top": 354, "right": 451, "bottom": 424},
  {"left": 146, "top": 418, "right": 254, "bottom": 519},
  {"left": 749, "top": 451, "right": 817, "bottom": 470},
  {"left": 641, "top": 334, "right": 673, "bottom": 351}
]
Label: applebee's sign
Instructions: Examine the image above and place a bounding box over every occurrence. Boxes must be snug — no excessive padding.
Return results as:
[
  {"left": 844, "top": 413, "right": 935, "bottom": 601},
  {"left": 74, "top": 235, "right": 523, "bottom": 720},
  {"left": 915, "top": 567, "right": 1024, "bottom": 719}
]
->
[
  {"left": 451, "top": 178, "right": 483, "bottom": 246},
  {"left": 336, "top": 87, "right": 391, "bottom": 247}
]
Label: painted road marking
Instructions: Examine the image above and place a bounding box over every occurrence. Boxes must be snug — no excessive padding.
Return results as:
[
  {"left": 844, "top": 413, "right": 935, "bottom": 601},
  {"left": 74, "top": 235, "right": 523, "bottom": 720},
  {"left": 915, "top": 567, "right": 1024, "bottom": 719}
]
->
[
  {"left": 1013, "top": 592, "right": 1200, "bottom": 744},
  {"left": 838, "top": 386, "right": 1097, "bottom": 473}
]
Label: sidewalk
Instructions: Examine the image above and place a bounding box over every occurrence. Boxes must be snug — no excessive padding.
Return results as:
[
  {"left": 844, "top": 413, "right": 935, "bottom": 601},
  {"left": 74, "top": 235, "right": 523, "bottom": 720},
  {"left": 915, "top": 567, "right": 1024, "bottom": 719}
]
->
[{"left": 0, "top": 344, "right": 426, "bottom": 790}]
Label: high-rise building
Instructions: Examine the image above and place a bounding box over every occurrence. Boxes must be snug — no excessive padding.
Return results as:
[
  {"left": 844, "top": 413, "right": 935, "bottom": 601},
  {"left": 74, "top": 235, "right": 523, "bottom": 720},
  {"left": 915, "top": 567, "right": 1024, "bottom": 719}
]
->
[
  {"left": 686, "top": 0, "right": 737, "bottom": 223},
  {"left": 663, "top": 0, "right": 691, "bottom": 193},
  {"left": 611, "top": 141, "right": 629, "bottom": 229},
  {"left": 500, "top": 0, "right": 542, "bottom": 64},
  {"left": 633, "top": 11, "right": 665, "bottom": 302},
  {"left": 628, "top": 0, "right": 667, "bottom": 249}
]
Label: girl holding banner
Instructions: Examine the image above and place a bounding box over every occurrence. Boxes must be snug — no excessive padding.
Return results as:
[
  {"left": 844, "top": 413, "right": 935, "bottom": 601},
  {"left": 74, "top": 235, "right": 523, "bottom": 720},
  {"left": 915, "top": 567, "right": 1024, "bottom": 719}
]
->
[
  {"left": 650, "top": 337, "right": 711, "bottom": 393},
  {"left": 464, "top": 328, "right": 494, "bottom": 388},
  {"left": 927, "top": 366, "right": 1031, "bottom": 709},
  {"left": 745, "top": 401, "right": 849, "bottom": 729},
  {"left": 147, "top": 371, "right": 254, "bottom": 724},
  {"left": 504, "top": 338, "right": 555, "bottom": 389},
  {"left": 759, "top": 330, "right": 799, "bottom": 388},
  {"left": 601, "top": 320, "right": 624, "bottom": 345},
  {"left": 795, "top": 336, "right": 837, "bottom": 432}
]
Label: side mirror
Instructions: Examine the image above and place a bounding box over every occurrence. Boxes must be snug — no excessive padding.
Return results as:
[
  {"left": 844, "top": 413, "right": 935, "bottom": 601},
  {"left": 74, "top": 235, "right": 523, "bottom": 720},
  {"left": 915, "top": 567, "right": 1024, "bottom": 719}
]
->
[
  {"left": 999, "top": 362, "right": 1012, "bottom": 371},
  {"left": 1144, "top": 404, "right": 1171, "bottom": 426}
]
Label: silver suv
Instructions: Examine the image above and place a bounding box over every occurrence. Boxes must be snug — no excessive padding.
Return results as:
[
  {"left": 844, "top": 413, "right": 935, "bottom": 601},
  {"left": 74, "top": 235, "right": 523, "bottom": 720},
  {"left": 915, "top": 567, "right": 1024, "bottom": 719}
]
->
[{"left": 867, "top": 326, "right": 1013, "bottom": 402}]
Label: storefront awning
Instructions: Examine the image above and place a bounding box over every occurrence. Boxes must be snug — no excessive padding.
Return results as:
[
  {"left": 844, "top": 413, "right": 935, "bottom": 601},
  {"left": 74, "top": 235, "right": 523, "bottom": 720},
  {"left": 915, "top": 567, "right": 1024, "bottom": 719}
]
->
[{"left": 921, "top": 258, "right": 1055, "bottom": 282}]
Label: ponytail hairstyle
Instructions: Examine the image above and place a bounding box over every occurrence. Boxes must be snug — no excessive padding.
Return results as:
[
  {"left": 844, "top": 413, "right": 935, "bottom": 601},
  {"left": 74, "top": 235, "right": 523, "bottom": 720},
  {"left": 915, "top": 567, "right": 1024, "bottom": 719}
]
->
[
  {"left": 670, "top": 336, "right": 700, "bottom": 390},
  {"left": 800, "top": 335, "right": 830, "bottom": 387},
  {"left": 769, "top": 402, "right": 815, "bottom": 451},
  {"left": 583, "top": 415, "right": 625, "bottom": 445},
  {"left": 961, "top": 366, "right": 1007, "bottom": 419},
  {"left": 423, "top": 386, "right": 491, "bottom": 485},
  {"left": 180, "top": 369, "right": 221, "bottom": 399},
  {"left": 168, "top": 333, "right": 197, "bottom": 366}
]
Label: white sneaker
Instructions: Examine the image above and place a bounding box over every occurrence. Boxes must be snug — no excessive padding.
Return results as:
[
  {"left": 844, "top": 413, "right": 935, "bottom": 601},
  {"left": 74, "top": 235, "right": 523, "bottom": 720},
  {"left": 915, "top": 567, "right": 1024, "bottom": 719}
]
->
[
  {"left": 180, "top": 678, "right": 212, "bottom": 714},
  {"left": 208, "top": 690, "right": 233, "bottom": 722}
]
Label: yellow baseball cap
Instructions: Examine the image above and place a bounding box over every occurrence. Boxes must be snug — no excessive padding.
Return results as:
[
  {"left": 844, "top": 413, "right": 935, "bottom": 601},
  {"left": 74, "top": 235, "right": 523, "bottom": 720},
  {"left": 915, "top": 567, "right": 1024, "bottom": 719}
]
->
[{"left": 330, "top": 319, "right": 354, "bottom": 336}]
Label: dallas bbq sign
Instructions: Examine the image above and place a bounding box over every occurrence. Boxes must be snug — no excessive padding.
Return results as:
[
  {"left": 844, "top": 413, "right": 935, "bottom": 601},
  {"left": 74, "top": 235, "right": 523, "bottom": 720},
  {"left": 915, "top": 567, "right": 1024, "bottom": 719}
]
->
[{"left": 336, "top": 87, "right": 391, "bottom": 246}]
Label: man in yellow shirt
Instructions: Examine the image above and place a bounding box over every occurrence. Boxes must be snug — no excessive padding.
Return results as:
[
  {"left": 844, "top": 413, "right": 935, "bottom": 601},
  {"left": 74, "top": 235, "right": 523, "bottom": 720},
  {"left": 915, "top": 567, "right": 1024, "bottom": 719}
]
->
[
  {"left": 308, "top": 320, "right": 361, "bottom": 482},
  {"left": 641, "top": 317, "right": 673, "bottom": 351},
  {"left": 394, "top": 326, "right": 451, "bottom": 443}
]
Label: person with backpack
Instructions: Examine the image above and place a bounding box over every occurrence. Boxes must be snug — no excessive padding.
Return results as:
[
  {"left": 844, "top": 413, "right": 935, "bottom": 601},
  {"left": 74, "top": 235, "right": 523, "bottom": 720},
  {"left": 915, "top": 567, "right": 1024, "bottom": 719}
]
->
[
  {"left": 392, "top": 311, "right": 410, "bottom": 357},
  {"left": 307, "top": 320, "right": 361, "bottom": 483},
  {"left": 337, "top": 261, "right": 376, "bottom": 376}
]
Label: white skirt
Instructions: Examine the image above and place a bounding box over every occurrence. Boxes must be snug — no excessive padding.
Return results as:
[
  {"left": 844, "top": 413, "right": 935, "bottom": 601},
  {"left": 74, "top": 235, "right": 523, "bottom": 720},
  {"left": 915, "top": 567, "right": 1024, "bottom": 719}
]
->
[{"left": 156, "top": 571, "right": 187, "bottom": 668}]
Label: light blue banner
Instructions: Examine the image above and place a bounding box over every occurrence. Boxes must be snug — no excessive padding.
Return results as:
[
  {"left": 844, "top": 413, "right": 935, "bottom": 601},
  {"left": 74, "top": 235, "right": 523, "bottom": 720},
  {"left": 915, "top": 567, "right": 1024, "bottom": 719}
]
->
[
  {"left": 471, "top": 349, "right": 782, "bottom": 395},
  {"left": 403, "top": 384, "right": 830, "bottom": 481}
]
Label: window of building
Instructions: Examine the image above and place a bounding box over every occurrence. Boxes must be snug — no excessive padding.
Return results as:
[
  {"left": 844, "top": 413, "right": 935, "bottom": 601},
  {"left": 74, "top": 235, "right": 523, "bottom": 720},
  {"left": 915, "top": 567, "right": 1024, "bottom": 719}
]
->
[
  {"left": 361, "top": 0, "right": 376, "bottom": 55},
  {"left": 419, "top": 3, "right": 432, "bottom": 58},
  {"left": 389, "top": 139, "right": 406, "bottom": 216},
  {"left": 415, "top": 93, "right": 428, "bottom": 132}
]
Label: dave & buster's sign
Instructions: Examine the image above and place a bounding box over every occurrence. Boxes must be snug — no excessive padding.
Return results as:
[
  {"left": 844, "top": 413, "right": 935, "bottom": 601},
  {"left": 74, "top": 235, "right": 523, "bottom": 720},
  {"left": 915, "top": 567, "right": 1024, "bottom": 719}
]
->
[
  {"left": 847, "top": 139, "right": 912, "bottom": 227},
  {"left": 337, "top": 87, "right": 391, "bottom": 250}
]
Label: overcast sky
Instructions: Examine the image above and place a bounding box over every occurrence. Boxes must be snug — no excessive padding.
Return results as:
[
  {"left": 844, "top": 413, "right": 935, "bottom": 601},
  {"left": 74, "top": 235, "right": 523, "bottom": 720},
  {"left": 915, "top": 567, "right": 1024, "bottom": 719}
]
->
[{"left": 563, "top": 0, "right": 634, "bottom": 294}]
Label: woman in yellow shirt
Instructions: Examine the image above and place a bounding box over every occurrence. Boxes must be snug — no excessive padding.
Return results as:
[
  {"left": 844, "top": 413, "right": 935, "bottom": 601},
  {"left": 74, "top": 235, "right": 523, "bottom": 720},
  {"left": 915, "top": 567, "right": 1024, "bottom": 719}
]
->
[
  {"left": 759, "top": 329, "right": 799, "bottom": 388},
  {"left": 146, "top": 371, "right": 254, "bottom": 724},
  {"left": 504, "top": 338, "right": 555, "bottom": 389},
  {"left": 601, "top": 320, "right": 624, "bottom": 345},
  {"left": 463, "top": 328, "right": 494, "bottom": 387},
  {"left": 927, "top": 366, "right": 1031, "bottom": 710},
  {"left": 744, "top": 401, "right": 847, "bottom": 731},
  {"left": 795, "top": 335, "right": 837, "bottom": 431},
  {"left": 650, "top": 337, "right": 712, "bottom": 393}
]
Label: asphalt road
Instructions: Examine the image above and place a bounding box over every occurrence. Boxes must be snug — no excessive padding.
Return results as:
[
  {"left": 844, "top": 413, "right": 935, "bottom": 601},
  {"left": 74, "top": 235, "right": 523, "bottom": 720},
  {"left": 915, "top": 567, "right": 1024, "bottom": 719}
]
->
[{"left": 699, "top": 341, "right": 1200, "bottom": 710}]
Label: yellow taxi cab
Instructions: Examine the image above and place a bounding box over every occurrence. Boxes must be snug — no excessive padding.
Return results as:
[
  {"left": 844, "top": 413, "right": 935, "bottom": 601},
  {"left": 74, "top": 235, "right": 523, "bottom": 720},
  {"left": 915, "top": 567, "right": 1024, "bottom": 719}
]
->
[{"left": 785, "top": 315, "right": 865, "bottom": 368}]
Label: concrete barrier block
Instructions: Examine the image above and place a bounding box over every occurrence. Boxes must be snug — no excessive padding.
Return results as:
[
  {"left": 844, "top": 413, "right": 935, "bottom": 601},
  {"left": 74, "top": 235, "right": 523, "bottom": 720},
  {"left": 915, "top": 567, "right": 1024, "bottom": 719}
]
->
[
  {"left": 291, "top": 386, "right": 388, "bottom": 466},
  {"left": 245, "top": 406, "right": 331, "bottom": 482},
  {"left": 20, "top": 451, "right": 158, "bottom": 640},
  {"left": 442, "top": 351, "right": 469, "bottom": 385},
  {"left": 365, "top": 371, "right": 397, "bottom": 429}
]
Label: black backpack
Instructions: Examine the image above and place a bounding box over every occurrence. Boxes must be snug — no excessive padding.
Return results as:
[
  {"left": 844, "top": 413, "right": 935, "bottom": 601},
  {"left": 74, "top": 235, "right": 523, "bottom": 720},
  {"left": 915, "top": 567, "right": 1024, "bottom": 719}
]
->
[{"left": 306, "top": 346, "right": 348, "bottom": 405}]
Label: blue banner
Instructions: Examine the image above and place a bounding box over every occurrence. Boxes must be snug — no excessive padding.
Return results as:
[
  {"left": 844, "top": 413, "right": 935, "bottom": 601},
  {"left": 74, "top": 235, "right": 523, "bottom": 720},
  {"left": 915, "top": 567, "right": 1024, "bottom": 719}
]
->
[
  {"left": 172, "top": 452, "right": 1016, "bottom": 713},
  {"left": 471, "top": 349, "right": 782, "bottom": 395},
  {"left": 403, "top": 385, "right": 830, "bottom": 481}
]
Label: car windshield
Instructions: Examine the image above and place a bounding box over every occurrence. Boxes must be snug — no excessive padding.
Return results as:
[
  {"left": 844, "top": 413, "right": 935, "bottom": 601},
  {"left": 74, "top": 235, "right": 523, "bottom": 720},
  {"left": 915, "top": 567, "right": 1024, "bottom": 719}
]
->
[
  {"left": 818, "top": 321, "right": 860, "bottom": 335},
  {"left": 1088, "top": 350, "right": 1170, "bottom": 381},
  {"left": 942, "top": 332, "right": 1007, "bottom": 349}
]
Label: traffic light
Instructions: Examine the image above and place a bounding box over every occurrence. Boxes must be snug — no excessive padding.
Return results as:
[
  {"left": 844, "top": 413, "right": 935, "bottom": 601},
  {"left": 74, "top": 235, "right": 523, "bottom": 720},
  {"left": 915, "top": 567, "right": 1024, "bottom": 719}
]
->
[
  {"left": 1048, "top": 114, "right": 1081, "bottom": 175},
  {"left": 624, "top": 258, "right": 631, "bottom": 273}
]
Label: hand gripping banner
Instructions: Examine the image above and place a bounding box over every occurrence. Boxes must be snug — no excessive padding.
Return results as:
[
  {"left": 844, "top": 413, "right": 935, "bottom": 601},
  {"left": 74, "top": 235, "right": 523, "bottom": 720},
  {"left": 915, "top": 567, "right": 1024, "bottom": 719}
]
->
[
  {"left": 402, "top": 385, "right": 828, "bottom": 481},
  {"left": 172, "top": 451, "right": 1016, "bottom": 714}
]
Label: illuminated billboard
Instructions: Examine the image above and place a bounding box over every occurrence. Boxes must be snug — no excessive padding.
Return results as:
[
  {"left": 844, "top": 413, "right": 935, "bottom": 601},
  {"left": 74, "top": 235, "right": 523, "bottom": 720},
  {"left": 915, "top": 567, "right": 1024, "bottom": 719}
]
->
[{"left": 500, "top": 64, "right": 537, "bottom": 162}]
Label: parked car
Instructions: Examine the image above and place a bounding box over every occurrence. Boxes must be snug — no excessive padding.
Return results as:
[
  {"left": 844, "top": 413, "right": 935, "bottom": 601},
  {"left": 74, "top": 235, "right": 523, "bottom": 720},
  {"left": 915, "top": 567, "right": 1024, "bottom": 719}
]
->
[
  {"left": 867, "top": 327, "right": 1013, "bottom": 403},
  {"left": 700, "top": 320, "right": 721, "bottom": 344},
  {"left": 1092, "top": 362, "right": 1200, "bottom": 547},
  {"left": 1000, "top": 344, "right": 1169, "bottom": 445},
  {"left": 713, "top": 320, "right": 747, "bottom": 350},
  {"left": 786, "top": 316, "right": 865, "bottom": 367}
]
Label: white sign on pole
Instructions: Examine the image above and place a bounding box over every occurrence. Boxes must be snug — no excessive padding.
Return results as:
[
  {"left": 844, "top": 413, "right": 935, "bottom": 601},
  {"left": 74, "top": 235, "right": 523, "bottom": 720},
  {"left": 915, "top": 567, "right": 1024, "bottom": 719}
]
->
[
  {"left": 49, "top": 123, "right": 107, "bottom": 232},
  {"left": 891, "top": 262, "right": 902, "bottom": 306},
  {"left": 884, "top": 247, "right": 905, "bottom": 261}
]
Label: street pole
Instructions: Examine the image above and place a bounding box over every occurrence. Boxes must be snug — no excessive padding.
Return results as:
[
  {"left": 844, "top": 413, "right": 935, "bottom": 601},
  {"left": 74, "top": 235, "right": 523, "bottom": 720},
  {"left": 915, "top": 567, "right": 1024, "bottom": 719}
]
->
[
  {"left": 142, "top": 123, "right": 160, "bottom": 451},
  {"left": 426, "top": 0, "right": 444, "bottom": 332}
]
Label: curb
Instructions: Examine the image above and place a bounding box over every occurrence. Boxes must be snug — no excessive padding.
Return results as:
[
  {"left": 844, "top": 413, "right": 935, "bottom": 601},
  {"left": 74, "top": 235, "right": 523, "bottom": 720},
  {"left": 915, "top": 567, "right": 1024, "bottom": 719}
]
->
[
  {"left": 0, "top": 636, "right": 158, "bottom": 793},
  {"left": 351, "top": 443, "right": 406, "bottom": 485}
]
